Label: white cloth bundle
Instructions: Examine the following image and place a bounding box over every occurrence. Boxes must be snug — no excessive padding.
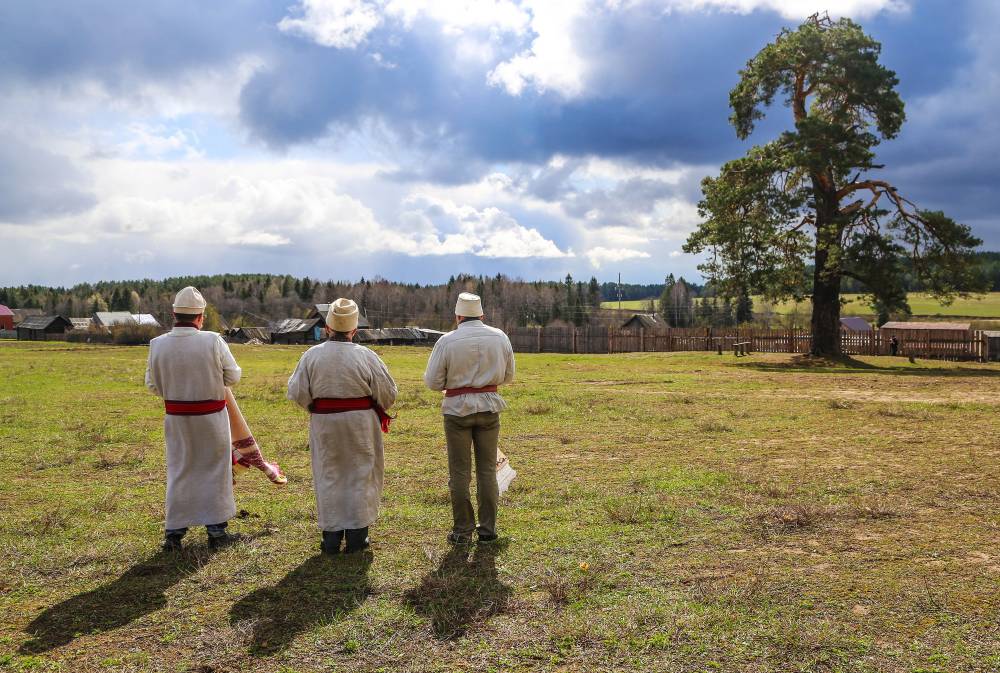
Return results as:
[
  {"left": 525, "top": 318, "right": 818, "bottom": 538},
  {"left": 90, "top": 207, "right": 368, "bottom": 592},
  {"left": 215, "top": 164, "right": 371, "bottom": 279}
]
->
[{"left": 496, "top": 448, "right": 517, "bottom": 495}]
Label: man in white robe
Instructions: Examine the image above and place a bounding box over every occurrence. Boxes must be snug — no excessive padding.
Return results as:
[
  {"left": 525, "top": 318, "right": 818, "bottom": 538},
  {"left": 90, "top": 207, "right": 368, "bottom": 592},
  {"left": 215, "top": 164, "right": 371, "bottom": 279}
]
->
[
  {"left": 287, "top": 299, "right": 397, "bottom": 554},
  {"left": 145, "top": 286, "right": 243, "bottom": 551},
  {"left": 423, "top": 292, "right": 515, "bottom": 544}
]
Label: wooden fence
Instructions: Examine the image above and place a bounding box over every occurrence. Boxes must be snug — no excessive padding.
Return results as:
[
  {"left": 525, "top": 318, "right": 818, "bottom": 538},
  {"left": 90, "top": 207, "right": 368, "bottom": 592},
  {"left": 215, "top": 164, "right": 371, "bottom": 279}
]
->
[{"left": 509, "top": 327, "right": 988, "bottom": 361}]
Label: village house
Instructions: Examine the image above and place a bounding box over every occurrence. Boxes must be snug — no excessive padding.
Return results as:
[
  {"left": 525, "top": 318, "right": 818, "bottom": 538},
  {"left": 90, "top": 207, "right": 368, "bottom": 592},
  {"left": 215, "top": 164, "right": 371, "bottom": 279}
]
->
[
  {"left": 70, "top": 318, "right": 95, "bottom": 331},
  {"left": 621, "top": 313, "right": 666, "bottom": 331},
  {"left": 271, "top": 318, "right": 322, "bottom": 345},
  {"left": 227, "top": 326, "right": 271, "bottom": 344},
  {"left": 93, "top": 311, "right": 136, "bottom": 329},
  {"left": 16, "top": 315, "right": 73, "bottom": 341},
  {"left": 133, "top": 314, "right": 162, "bottom": 328},
  {"left": 0, "top": 305, "right": 13, "bottom": 331}
]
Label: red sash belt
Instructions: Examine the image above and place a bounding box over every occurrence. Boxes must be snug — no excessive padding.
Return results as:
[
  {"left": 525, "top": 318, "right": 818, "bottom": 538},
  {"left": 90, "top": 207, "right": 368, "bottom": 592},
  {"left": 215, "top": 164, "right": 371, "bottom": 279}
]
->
[
  {"left": 309, "top": 397, "right": 393, "bottom": 433},
  {"left": 445, "top": 385, "right": 498, "bottom": 397},
  {"left": 164, "top": 399, "right": 227, "bottom": 416}
]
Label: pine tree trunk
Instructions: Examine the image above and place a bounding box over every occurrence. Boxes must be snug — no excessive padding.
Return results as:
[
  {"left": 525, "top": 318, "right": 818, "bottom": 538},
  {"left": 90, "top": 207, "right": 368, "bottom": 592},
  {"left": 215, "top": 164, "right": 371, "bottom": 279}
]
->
[
  {"left": 811, "top": 257, "right": 841, "bottom": 355},
  {"left": 810, "top": 194, "right": 843, "bottom": 356}
]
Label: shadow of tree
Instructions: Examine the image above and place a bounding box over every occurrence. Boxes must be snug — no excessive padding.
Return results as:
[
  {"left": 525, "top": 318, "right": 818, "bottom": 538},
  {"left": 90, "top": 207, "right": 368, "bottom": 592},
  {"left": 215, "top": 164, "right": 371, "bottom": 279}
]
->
[
  {"left": 733, "top": 354, "right": 997, "bottom": 377},
  {"left": 404, "top": 543, "right": 512, "bottom": 640},
  {"left": 229, "top": 552, "right": 372, "bottom": 656},
  {"left": 20, "top": 548, "right": 215, "bottom": 654}
]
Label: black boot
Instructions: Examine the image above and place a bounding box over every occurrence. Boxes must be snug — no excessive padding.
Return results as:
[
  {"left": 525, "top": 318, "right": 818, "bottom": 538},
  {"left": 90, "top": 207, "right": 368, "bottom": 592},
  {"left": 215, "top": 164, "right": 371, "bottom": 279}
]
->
[
  {"left": 162, "top": 533, "right": 184, "bottom": 552},
  {"left": 344, "top": 527, "right": 369, "bottom": 553},
  {"left": 206, "top": 522, "right": 241, "bottom": 550},
  {"left": 322, "top": 530, "right": 344, "bottom": 555},
  {"left": 207, "top": 531, "right": 243, "bottom": 550}
]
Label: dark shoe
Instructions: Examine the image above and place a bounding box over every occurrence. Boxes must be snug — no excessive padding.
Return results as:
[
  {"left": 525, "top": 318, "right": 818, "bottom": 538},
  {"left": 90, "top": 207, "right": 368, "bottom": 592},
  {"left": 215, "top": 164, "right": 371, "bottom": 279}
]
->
[
  {"left": 322, "top": 530, "right": 344, "bottom": 555},
  {"left": 344, "top": 527, "right": 370, "bottom": 553},
  {"left": 207, "top": 531, "right": 242, "bottom": 550},
  {"left": 447, "top": 532, "right": 473, "bottom": 545},
  {"left": 162, "top": 535, "right": 184, "bottom": 552},
  {"left": 477, "top": 532, "right": 499, "bottom": 544}
]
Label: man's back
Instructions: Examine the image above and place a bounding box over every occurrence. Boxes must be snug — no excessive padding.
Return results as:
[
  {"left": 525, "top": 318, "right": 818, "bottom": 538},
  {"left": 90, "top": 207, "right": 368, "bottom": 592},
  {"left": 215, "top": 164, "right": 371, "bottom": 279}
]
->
[
  {"left": 424, "top": 319, "right": 515, "bottom": 417},
  {"left": 147, "top": 329, "right": 235, "bottom": 401},
  {"left": 287, "top": 341, "right": 396, "bottom": 412}
]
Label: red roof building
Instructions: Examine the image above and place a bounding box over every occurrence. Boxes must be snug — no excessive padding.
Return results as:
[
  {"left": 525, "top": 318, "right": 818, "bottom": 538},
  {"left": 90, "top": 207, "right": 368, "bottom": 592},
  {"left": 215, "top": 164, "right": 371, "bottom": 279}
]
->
[{"left": 0, "top": 305, "right": 13, "bottom": 331}]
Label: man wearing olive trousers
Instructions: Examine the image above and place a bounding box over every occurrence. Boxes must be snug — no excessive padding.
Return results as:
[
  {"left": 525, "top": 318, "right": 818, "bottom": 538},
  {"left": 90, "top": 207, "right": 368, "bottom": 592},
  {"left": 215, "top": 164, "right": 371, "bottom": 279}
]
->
[{"left": 423, "top": 292, "right": 515, "bottom": 544}]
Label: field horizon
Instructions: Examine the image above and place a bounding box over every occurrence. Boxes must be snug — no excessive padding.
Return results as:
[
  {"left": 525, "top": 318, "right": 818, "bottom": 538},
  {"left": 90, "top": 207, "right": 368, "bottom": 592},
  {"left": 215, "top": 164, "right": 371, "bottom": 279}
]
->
[
  {"left": 602, "top": 291, "right": 1000, "bottom": 321},
  {"left": 3, "top": 342, "right": 999, "bottom": 672}
]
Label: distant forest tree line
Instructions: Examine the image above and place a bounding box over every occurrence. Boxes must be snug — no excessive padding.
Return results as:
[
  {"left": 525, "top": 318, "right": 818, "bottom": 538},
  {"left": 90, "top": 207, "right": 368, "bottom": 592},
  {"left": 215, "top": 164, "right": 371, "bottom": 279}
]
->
[
  {"left": 0, "top": 274, "right": 609, "bottom": 331},
  {"left": 3, "top": 251, "right": 998, "bottom": 331}
]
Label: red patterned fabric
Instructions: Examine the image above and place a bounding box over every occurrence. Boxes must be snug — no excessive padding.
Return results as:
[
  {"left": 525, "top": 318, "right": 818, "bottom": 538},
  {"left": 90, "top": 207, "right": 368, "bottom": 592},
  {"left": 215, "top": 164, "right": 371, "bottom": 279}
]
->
[
  {"left": 164, "top": 399, "right": 226, "bottom": 415},
  {"left": 232, "top": 436, "right": 256, "bottom": 450},
  {"left": 309, "top": 397, "right": 393, "bottom": 433}
]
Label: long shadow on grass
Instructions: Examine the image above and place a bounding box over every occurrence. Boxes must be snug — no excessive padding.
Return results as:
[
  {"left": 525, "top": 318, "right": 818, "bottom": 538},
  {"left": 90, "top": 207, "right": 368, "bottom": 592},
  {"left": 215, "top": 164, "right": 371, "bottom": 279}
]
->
[
  {"left": 19, "top": 549, "right": 213, "bottom": 654},
  {"left": 229, "top": 552, "right": 372, "bottom": 656},
  {"left": 733, "top": 354, "right": 998, "bottom": 377},
  {"left": 404, "top": 543, "right": 511, "bottom": 640}
]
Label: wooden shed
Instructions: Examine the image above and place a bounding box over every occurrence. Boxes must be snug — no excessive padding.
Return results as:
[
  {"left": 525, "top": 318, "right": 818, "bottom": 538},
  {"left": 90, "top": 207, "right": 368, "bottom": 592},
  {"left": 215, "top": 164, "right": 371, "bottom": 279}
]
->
[
  {"left": 271, "top": 318, "right": 322, "bottom": 344},
  {"left": 622, "top": 314, "right": 665, "bottom": 331},
  {"left": 0, "top": 305, "right": 13, "bottom": 331},
  {"left": 94, "top": 311, "right": 136, "bottom": 328},
  {"left": 69, "top": 318, "right": 95, "bottom": 331},
  {"left": 354, "top": 327, "right": 428, "bottom": 345},
  {"left": 227, "top": 326, "right": 271, "bottom": 344},
  {"left": 983, "top": 331, "right": 1000, "bottom": 362},
  {"left": 839, "top": 316, "right": 872, "bottom": 332},
  {"left": 17, "top": 315, "right": 73, "bottom": 341},
  {"left": 880, "top": 321, "right": 974, "bottom": 359}
]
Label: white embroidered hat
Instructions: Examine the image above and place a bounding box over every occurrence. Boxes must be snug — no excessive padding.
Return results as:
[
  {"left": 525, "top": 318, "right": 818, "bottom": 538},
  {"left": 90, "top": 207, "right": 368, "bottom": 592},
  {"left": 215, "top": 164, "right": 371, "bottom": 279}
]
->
[
  {"left": 455, "top": 292, "right": 484, "bottom": 318},
  {"left": 172, "top": 286, "right": 207, "bottom": 314},
  {"left": 328, "top": 298, "right": 359, "bottom": 332}
]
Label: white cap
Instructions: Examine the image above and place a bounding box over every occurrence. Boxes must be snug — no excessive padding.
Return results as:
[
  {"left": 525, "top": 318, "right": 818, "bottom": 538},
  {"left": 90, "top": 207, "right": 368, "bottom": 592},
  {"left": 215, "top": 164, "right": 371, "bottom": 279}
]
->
[
  {"left": 455, "top": 292, "right": 484, "bottom": 318},
  {"left": 328, "top": 298, "right": 359, "bottom": 332},
  {"left": 172, "top": 286, "right": 206, "bottom": 314}
]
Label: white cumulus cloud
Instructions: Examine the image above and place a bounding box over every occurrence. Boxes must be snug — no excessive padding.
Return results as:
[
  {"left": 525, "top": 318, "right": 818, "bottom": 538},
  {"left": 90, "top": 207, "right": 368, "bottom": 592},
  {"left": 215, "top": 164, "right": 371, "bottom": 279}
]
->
[
  {"left": 398, "top": 194, "right": 572, "bottom": 258},
  {"left": 585, "top": 246, "right": 651, "bottom": 268},
  {"left": 279, "top": 0, "right": 384, "bottom": 49}
]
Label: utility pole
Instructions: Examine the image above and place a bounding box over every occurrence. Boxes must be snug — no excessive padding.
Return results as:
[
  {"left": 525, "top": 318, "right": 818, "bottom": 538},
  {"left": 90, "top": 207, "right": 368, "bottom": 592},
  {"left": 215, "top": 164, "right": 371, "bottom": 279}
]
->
[{"left": 617, "top": 272, "right": 622, "bottom": 311}]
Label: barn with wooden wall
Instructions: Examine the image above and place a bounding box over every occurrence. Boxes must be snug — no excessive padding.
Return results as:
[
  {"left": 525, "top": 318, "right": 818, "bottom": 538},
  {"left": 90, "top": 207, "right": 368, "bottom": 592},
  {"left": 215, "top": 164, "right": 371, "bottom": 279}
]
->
[
  {"left": 0, "top": 305, "right": 13, "bottom": 331},
  {"left": 879, "top": 321, "right": 974, "bottom": 359},
  {"left": 16, "top": 315, "right": 73, "bottom": 341}
]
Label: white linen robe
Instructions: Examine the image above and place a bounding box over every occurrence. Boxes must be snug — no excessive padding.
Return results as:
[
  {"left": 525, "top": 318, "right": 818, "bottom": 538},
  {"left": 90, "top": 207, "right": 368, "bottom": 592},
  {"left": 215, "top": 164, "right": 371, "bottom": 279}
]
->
[
  {"left": 145, "top": 328, "right": 242, "bottom": 529},
  {"left": 287, "top": 341, "right": 397, "bottom": 531}
]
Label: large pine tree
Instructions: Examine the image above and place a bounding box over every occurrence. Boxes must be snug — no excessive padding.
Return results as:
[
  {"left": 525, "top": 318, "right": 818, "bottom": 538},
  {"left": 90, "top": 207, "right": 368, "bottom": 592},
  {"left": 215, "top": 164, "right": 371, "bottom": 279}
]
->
[{"left": 684, "top": 13, "right": 985, "bottom": 354}]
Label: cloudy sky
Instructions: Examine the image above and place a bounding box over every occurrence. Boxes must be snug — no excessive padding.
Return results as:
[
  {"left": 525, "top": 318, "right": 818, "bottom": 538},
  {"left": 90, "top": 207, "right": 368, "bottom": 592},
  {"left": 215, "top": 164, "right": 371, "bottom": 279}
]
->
[{"left": 1, "top": 0, "right": 996, "bottom": 287}]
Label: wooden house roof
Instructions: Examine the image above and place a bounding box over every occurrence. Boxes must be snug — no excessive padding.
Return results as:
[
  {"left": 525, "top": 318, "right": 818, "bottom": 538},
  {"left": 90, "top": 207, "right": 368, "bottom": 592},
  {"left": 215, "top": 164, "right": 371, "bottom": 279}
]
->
[
  {"left": 272, "top": 318, "right": 321, "bottom": 334},
  {"left": 18, "top": 315, "right": 73, "bottom": 330},
  {"left": 880, "top": 321, "right": 971, "bottom": 331}
]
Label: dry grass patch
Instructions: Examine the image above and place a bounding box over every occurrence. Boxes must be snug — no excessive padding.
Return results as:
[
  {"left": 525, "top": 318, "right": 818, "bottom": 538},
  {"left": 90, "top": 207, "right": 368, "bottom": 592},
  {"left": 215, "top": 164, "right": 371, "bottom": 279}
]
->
[
  {"left": 523, "top": 400, "right": 554, "bottom": 415},
  {"left": 696, "top": 417, "right": 734, "bottom": 433},
  {"left": 876, "top": 405, "right": 936, "bottom": 420},
  {"left": 848, "top": 494, "right": 902, "bottom": 520},
  {"left": 754, "top": 502, "right": 835, "bottom": 532}
]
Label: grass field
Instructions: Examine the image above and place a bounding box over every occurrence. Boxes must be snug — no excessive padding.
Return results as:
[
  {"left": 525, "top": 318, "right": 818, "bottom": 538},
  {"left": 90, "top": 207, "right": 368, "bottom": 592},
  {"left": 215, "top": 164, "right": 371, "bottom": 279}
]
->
[
  {"left": 602, "top": 292, "right": 1000, "bottom": 318},
  {"left": 3, "top": 342, "right": 1000, "bottom": 673}
]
